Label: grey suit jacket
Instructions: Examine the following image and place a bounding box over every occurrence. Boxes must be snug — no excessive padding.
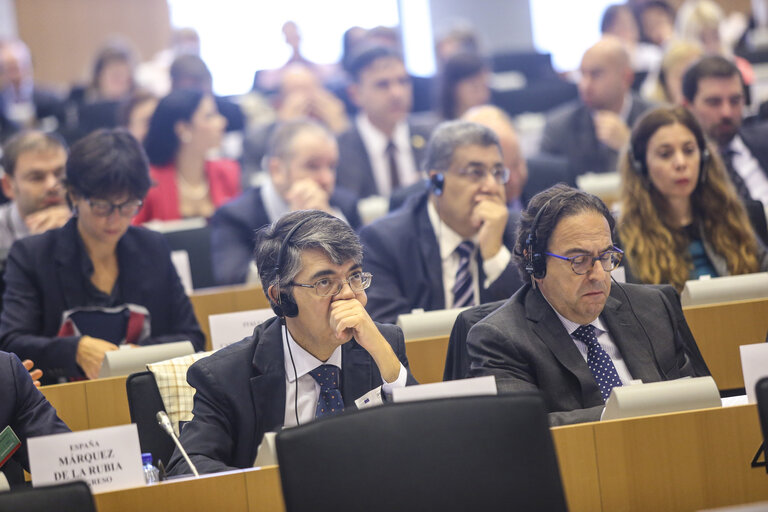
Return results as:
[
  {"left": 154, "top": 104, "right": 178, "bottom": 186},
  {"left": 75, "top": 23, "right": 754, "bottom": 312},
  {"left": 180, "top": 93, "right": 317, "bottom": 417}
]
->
[
  {"left": 540, "top": 93, "right": 655, "bottom": 177},
  {"left": 335, "top": 121, "right": 432, "bottom": 198},
  {"left": 467, "top": 282, "right": 707, "bottom": 426}
]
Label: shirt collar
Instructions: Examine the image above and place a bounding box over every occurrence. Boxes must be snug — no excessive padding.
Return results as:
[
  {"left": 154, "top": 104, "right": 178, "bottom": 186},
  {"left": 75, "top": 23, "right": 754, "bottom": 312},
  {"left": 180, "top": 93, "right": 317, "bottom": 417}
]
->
[
  {"left": 540, "top": 289, "right": 606, "bottom": 335},
  {"left": 282, "top": 326, "right": 342, "bottom": 383},
  {"left": 10, "top": 202, "right": 29, "bottom": 239},
  {"left": 261, "top": 179, "right": 289, "bottom": 223},
  {"left": 728, "top": 134, "right": 746, "bottom": 155},
  {"left": 426, "top": 198, "right": 478, "bottom": 260},
  {"left": 356, "top": 113, "right": 410, "bottom": 153},
  {"left": 618, "top": 93, "right": 633, "bottom": 122}
]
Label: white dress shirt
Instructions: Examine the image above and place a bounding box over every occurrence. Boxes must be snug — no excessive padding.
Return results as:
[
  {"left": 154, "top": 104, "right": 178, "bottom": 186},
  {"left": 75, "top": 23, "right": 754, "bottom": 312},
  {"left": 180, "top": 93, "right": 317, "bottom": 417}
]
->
[
  {"left": 355, "top": 114, "right": 420, "bottom": 196},
  {"left": 426, "top": 200, "right": 511, "bottom": 308},
  {"left": 729, "top": 135, "right": 768, "bottom": 206},
  {"left": 281, "top": 325, "right": 407, "bottom": 428}
]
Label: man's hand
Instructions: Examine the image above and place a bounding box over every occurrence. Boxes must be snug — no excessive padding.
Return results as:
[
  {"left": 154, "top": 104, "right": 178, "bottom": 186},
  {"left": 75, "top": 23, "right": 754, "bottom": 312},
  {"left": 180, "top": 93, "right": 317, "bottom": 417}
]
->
[
  {"left": 76, "top": 336, "right": 119, "bottom": 380},
  {"left": 25, "top": 205, "right": 71, "bottom": 235},
  {"left": 22, "top": 359, "right": 43, "bottom": 387},
  {"left": 594, "top": 110, "right": 630, "bottom": 151},
  {"left": 471, "top": 199, "right": 509, "bottom": 260},
  {"left": 286, "top": 178, "right": 333, "bottom": 212},
  {"left": 329, "top": 298, "right": 400, "bottom": 383},
  {"left": 277, "top": 92, "right": 312, "bottom": 121},
  {"left": 310, "top": 89, "right": 349, "bottom": 134}
]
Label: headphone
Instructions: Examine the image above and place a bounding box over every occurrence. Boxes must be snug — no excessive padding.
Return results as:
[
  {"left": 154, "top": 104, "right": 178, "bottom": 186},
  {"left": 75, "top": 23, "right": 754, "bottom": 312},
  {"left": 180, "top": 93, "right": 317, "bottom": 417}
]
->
[
  {"left": 430, "top": 172, "right": 445, "bottom": 196},
  {"left": 630, "top": 138, "right": 710, "bottom": 185},
  {"left": 524, "top": 197, "right": 557, "bottom": 280},
  {"left": 271, "top": 216, "right": 314, "bottom": 319}
]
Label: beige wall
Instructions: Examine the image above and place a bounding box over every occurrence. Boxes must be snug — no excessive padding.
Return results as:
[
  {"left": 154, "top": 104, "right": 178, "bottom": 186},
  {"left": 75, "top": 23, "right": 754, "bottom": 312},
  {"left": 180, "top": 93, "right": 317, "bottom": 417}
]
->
[{"left": 15, "top": 0, "right": 170, "bottom": 90}]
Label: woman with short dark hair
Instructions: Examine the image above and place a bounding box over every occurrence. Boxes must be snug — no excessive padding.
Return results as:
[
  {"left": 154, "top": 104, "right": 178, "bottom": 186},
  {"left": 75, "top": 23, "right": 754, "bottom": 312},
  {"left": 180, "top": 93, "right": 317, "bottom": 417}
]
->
[
  {"left": 135, "top": 89, "right": 240, "bottom": 223},
  {"left": 0, "top": 129, "right": 204, "bottom": 383}
]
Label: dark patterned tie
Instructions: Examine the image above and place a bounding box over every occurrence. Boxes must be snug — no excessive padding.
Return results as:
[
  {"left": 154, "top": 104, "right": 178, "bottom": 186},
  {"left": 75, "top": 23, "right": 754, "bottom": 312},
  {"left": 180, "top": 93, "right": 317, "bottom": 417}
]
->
[
  {"left": 720, "top": 148, "right": 752, "bottom": 200},
  {"left": 452, "top": 241, "right": 476, "bottom": 308},
  {"left": 386, "top": 140, "right": 400, "bottom": 190},
  {"left": 310, "top": 364, "right": 345, "bottom": 418},
  {"left": 572, "top": 324, "right": 623, "bottom": 402}
]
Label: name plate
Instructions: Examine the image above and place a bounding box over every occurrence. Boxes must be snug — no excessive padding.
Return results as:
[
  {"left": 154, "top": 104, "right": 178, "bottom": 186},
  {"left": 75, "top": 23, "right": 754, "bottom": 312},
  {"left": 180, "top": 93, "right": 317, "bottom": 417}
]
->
[
  {"left": 27, "top": 424, "right": 144, "bottom": 493},
  {"left": 209, "top": 308, "right": 275, "bottom": 350}
]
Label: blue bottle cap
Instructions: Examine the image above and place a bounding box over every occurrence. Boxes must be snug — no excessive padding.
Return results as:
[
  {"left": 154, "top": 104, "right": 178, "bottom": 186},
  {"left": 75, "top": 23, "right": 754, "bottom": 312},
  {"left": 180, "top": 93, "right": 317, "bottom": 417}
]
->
[{"left": 141, "top": 453, "right": 153, "bottom": 465}]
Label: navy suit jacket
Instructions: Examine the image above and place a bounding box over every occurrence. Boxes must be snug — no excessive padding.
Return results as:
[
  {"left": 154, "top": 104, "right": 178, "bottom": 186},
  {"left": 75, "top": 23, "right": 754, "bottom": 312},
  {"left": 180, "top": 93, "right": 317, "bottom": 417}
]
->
[
  {"left": 0, "top": 218, "right": 204, "bottom": 382},
  {"left": 335, "top": 121, "right": 432, "bottom": 198},
  {"left": 739, "top": 123, "right": 768, "bottom": 183},
  {"left": 540, "top": 93, "right": 655, "bottom": 177},
  {"left": 0, "top": 351, "right": 69, "bottom": 481},
  {"left": 467, "top": 283, "right": 708, "bottom": 426},
  {"left": 210, "top": 185, "right": 362, "bottom": 285},
  {"left": 165, "top": 317, "right": 417, "bottom": 475},
  {"left": 359, "top": 191, "right": 524, "bottom": 324}
]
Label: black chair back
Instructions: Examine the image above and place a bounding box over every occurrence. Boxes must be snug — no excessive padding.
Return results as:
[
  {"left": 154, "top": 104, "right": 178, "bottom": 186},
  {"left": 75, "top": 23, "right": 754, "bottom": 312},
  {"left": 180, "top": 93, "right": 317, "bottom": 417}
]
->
[
  {"left": 444, "top": 300, "right": 505, "bottom": 381},
  {"left": 276, "top": 393, "right": 568, "bottom": 512},
  {"left": 756, "top": 377, "right": 768, "bottom": 447},
  {"left": 126, "top": 371, "right": 175, "bottom": 468},
  {"left": 163, "top": 224, "right": 215, "bottom": 289},
  {"left": 0, "top": 481, "right": 95, "bottom": 512}
]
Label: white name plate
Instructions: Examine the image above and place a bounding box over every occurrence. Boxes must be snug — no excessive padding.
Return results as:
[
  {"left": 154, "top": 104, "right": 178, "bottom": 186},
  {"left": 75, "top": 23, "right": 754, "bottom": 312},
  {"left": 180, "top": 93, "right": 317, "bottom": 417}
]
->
[
  {"left": 209, "top": 308, "right": 275, "bottom": 350},
  {"left": 28, "top": 424, "right": 144, "bottom": 493}
]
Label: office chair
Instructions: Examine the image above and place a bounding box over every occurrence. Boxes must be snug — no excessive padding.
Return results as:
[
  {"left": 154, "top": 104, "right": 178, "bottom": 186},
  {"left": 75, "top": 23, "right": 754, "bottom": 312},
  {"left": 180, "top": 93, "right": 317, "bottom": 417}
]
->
[
  {"left": 0, "top": 481, "right": 95, "bottom": 512},
  {"left": 443, "top": 300, "right": 505, "bottom": 381},
  {"left": 126, "top": 371, "right": 175, "bottom": 468},
  {"left": 276, "top": 393, "right": 568, "bottom": 512}
]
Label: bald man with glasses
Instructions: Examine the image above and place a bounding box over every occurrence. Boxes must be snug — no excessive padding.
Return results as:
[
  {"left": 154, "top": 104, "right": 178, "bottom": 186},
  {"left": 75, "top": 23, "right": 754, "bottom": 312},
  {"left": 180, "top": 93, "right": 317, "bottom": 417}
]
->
[
  {"left": 359, "top": 120, "right": 524, "bottom": 324},
  {"left": 466, "top": 185, "right": 709, "bottom": 426}
]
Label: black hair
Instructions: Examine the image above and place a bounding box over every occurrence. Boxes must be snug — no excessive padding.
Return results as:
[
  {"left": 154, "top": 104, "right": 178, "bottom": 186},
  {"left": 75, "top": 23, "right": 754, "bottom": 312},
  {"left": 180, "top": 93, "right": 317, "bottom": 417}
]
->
[
  {"left": 143, "top": 89, "right": 206, "bottom": 166},
  {"left": 66, "top": 128, "right": 151, "bottom": 200},
  {"left": 681, "top": 55, "right": 744, "bottom": 103},
  {"left": 438, "top": 52, "right": 488, "bottom": 120},
  {"left": 514, "top": 184, "right": 615, "bottom": 279},
  {"left": 347, "top": 45, "right": 404, "bottom": 82}
]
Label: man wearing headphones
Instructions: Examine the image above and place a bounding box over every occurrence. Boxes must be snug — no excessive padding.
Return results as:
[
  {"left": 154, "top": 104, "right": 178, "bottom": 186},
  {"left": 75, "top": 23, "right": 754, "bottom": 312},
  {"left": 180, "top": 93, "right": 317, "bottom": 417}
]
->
[
  {"left": 167, "top": 210, "right": 416, "bottom": 476},
  {"left": 360, "top": 120, "right": 523, "bottom": 324},
  {"left": 466, "top": 184, "right": 708, "bottom": 426}
]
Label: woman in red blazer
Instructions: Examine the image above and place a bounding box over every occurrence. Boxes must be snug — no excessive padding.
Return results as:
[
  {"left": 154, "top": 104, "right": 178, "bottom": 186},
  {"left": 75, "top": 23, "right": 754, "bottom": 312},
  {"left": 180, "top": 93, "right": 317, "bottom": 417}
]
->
[{"left": 134, "top": 89, "right": 240, "bottom": 224}]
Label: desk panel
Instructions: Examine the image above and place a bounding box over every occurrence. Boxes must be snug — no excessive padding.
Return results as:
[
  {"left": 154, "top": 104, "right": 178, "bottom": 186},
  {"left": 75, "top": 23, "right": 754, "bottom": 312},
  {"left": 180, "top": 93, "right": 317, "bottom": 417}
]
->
[
  {"left": 594, "top": 404, "right": 768, "bottom": 512},
  {"left": 405, "top": 335, "right": 448, "bottom": 384},
  {"left": 190, "top": 284, "right": 269, "bottom": 350},
  {"left": 551, "top": 423, "right": 601, "bottom": 512},
  {"left": 244, "top": 466, "right": 286, "bottom": 512},
  {"left": 84, "top": 376, "right": 130, "bottom": 429},
  {"left": 39, "top": 381, "right": 89, "bottom": 432},
  {"left": 684, "top": 298, "right": 768, "bottom": 390}
]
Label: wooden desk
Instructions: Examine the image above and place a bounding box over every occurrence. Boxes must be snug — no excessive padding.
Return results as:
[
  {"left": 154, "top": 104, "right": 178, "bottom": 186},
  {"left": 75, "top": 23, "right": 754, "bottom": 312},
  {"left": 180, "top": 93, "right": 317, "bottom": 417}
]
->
[
  {"left": 40, "top": 376, "right": 129, "bottom": 432},
  {"left": 189, "top": 284, "right": 270, "bottom": 350},
  {"left": 684, "top": 297, "right": 768, "bottom": 390},
  {"left": 405, "top": 335, "right": 449, "bottom": 384}
]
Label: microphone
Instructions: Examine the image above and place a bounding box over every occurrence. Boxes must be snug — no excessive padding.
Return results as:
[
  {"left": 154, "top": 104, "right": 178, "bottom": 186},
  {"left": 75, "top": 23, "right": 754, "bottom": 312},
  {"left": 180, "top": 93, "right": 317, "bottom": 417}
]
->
[{"left": 156, "top": 411, "right": 200, "bottom": 477}]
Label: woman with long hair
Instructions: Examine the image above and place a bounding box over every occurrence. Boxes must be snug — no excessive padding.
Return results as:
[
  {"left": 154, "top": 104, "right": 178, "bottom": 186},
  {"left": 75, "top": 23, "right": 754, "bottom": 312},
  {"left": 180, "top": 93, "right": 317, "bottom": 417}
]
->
[{"left": 618, "top": 106, "right": 768, "bottom": 290}]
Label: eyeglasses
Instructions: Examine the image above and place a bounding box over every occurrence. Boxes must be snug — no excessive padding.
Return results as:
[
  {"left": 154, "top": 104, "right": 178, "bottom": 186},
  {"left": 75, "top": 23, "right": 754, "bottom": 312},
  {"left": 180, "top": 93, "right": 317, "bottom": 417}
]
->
[
  {"left": 290, "top": 271, "right": 373, "bottom": 297},
  {"left": 545, "top": 247, "right": 624, "bottom": 275},
  {"left": 456, "top": 165, "right": 510, "bottom": 185},
  {"left": 86, "top": 198, "right": 144, "bottom": 218}
]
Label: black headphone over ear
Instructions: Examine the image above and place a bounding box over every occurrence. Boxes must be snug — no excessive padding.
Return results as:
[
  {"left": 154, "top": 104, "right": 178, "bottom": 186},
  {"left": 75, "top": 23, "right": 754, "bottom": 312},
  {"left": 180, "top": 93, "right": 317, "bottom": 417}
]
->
[
  {"left": 430, "top": 172, "right": 445, "bottom": 196},
  {"left": 271, "top": 216, "right": 314, "bottom": 319},
  {"left": 630, "top": 139, "right": 711, "bottom": 185},
  {"left": 524, "top": 197, "right": 555, "bottom": 280}
]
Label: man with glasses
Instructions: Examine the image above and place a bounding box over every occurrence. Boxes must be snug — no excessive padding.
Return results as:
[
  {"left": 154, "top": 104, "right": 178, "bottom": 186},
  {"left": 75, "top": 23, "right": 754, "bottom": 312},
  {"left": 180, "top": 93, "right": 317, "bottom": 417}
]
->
[
  {"left": 360, "top": 120, "right": 523, "bottom": 324},
  {"left": 467, "top": 185, "right": 707, "bottom": 426},
  {"left": 167, "top": 210, "right": 416, "bottom": 476}
]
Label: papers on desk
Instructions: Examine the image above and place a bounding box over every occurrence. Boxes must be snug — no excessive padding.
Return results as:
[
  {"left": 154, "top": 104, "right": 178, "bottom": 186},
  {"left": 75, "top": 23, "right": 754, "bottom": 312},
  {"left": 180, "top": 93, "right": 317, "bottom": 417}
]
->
[
  {"left": 391, "top": 375, "right": 497, "bottom": 403},
  {"left": 98, "top": 341, "right": 194, "bottom": 378}
]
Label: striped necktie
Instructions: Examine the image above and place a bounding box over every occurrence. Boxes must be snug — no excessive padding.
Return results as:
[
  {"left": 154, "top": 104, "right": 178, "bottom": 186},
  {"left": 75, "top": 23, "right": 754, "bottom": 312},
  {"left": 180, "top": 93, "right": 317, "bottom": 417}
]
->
[{"left": 452, "top": 241, "right": 475, "bottom": 308}]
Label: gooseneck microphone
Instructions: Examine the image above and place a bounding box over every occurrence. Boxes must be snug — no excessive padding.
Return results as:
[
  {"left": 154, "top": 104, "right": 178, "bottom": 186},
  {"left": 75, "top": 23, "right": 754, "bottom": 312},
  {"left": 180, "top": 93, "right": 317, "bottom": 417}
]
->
[{"left": 156, "top": 411, "right": 200, "bottom": 477}]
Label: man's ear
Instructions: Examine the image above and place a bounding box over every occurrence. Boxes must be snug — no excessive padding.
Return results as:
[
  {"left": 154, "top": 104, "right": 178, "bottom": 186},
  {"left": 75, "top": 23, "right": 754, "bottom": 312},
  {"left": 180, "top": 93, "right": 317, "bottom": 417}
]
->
[
  {"left": 1, "top": 175, "right": 15, "bottom": 200},
  {"left": 267, "top": 284, "right": 280, "bottom": 304}
]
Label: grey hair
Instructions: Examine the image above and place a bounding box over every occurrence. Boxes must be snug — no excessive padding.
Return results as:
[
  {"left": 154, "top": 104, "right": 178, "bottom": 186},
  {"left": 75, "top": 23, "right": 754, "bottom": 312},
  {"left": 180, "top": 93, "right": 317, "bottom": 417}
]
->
[
  {"left": 423, "top": 120, "right": 501, "bottom": 172},
  {"left": 255, "top": 210, "right": 363, "bottom": 305},
  {"left": 265, "top": 119, "right": 335, "bottom": 161}
]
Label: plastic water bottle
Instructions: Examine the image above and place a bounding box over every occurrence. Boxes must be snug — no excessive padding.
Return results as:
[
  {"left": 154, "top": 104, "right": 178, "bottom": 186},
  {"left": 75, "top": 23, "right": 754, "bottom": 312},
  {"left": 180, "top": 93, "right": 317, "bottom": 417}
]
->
[{"left": 142, "top": 453, "right": 160, "bottom": 484}]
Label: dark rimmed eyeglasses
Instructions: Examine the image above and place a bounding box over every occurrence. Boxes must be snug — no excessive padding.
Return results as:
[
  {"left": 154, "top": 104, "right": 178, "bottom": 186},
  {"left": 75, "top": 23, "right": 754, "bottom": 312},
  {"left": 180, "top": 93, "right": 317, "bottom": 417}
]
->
[
  {"left": 86, "top": 198, "right": 143, "bottom": 218},
  {"left": 290, "top": 272, "right": 373, "bottom": 297},
  {"left": 455, "top": 165, "right": 510, "bottom": 185},
  {"left": 545, "top": 247, "right": 624, "bottom": 275}
]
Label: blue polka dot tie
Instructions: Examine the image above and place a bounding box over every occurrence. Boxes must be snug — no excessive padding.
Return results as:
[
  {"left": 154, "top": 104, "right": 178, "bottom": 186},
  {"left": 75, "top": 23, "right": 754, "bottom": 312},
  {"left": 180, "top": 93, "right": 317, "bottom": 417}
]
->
[
  {"left": 310, "top": 364, "right": 345, "bottom": 418},
  {"left": 571, "top": 324, "right": 623, "bottom": 402},
  {"left": 452, "top": 241, "right": 476, "bottom": 308}
]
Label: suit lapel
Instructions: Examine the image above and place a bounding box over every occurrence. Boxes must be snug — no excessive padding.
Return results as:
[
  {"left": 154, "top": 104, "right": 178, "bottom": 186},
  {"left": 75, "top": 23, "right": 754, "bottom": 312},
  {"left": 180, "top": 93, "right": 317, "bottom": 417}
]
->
[
  {"left": 601, "top": 291, "right": 660, "bottom": 383},
  {"left": 116, "top": 228, "right": 154, "bottom": 306},
  {"left": 525, "top": 288, "right": 603, "bottom": 405},
  {"left": 352, "top": 127, "right": 377, "bottom": 197},
  {"left": 341, "top": 340, "right": 373, "bottom": 406},
  {"left": 53, "top": 219, "right": 89, "bottom": 310},
  {"left": 249, "top": 320, "right": 287, "bottom": 435},
  {"left": 414, "top": 195, "right": 445, "bottom": 309}
]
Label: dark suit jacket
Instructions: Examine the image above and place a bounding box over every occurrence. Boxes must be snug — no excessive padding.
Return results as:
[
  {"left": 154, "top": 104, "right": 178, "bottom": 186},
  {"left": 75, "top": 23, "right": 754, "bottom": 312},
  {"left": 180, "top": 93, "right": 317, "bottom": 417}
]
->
[
  {"left": 165, "top": 317, "right": 417, "bottom": 475},
  {"left": 0, "top": 351, "right": 69, "bottom": 482},
  {"left": 467, "top": 283, "right": 708, "bottom": 426},
  {"left": 359, "top": 191, "right": 524, "bottom": 324},
  {"left": 335, "top": 121, "right": 432, "bottom": 198},
  {"left": 540, "top": 93, "right": 655, "bottom": 177},
  {"left": 739, "top": 123, "right": 768, "bottom": 183},
  {"left": 0, "top": 218, "right": 204, "bottom": 382},
  {"left": 210, "top": 185, "right": 362, "bottom": 285}
]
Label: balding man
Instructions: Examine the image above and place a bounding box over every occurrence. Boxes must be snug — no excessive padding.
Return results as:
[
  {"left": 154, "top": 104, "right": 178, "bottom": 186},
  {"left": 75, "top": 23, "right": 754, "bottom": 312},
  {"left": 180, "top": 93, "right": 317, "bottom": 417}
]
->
[
  {"left": 540, "top": 37, "right": 654, "bottom": 177},
  {"left": 462, "top": 105, "right": 528, "bottom": 212}
]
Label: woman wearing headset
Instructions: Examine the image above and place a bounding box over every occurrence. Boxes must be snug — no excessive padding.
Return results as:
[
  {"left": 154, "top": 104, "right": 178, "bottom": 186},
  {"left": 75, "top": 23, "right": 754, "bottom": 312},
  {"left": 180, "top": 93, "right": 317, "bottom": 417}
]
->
[{"left": 617, "top": 106, "right": 768, "bottom": 290}]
